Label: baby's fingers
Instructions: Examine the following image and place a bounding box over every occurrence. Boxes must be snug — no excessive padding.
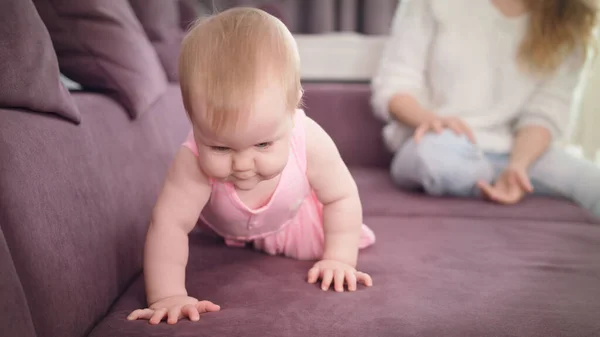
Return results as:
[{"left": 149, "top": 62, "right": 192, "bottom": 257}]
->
[
  {"left": 149, "top": 308, "right": 167, "bottom": 325},
  {"left": 127, "top": 308, "right": 154, "bottom": 321},
  {"left": 182, "top": 304, "right": 200, "bottom": 322},
  {"left": 320, "top": 269, "right": 334, "bottom": 291},
  {"left": 167, "top": 307, "right": 182, "bottom": 325},
  {"left": 196, "top": 300, "right": 221, "bottom": 314},
  {"left": 307, "top": 266, "right": 320, "bottom": 284},
  {"left": 334, "top": 270, "right": 345, "bottom": 293},
  {"left": 356, "top": 272, "right": 373, "bottom": 287},
  {"left": 346, "top": 271, "right": 358, "bottom": 292}
]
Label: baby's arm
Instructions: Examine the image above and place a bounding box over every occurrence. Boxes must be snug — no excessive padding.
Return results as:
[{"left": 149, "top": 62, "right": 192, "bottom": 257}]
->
[
  {"left": 304, "top": 116, "right": 373, "bottom": 292},
  {"left": 128, "top": 148, "right": 219, "bottom": 324}
]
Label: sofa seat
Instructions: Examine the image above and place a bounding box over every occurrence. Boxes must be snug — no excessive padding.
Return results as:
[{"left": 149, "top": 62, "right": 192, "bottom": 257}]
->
[
  {"left": 89, "top": 169, "right": 600, "bottom": 337},
  {"left": 352, "top": 168, "right": 600, "bottom": 224}
]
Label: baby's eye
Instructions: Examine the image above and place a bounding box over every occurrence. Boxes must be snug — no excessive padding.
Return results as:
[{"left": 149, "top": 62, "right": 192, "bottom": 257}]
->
[
  {"left": 211, "top": 146, "right": 230, "bottom": 152},
  {"left": 255, "top": 142, "right": 272, "bottom": 149}
]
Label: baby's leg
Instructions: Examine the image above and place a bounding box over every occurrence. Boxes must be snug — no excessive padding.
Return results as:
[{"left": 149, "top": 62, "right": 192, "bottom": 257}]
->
[
  {"left": 390, "top": 130, "right": 495, "bottom": 197},
  {"left": 252, "top": 195, "right": 325, "bottom": 260},
  {"left": 528, "top": 147, "right": 600, "bottom": 218},
  {"left": 252, "top": 192, "right": 375, "bottom": 260}
]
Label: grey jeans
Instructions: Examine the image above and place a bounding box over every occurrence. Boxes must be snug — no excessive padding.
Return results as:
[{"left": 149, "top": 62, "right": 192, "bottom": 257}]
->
[{"left": 390, "top": 130, "right": 600, "bottom": 218}]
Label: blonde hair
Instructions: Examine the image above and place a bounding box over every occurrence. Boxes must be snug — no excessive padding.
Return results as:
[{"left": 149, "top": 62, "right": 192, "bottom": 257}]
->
[
  {"left": 179, "top": 7, "right": 302, "bottom": 133},
  {"left": 519, "top": 0, "right": 598, "bottom": 75}
]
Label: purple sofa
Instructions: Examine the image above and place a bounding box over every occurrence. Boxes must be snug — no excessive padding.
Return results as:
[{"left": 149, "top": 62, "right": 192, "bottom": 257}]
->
[{"left": 1, "top": 1, "right": 600, "bottom": 337}]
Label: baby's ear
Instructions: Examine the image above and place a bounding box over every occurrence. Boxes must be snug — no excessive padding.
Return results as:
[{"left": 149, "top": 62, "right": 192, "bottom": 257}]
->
[{"left": 296, "top": 88, "right": 304, "bottom": 108}]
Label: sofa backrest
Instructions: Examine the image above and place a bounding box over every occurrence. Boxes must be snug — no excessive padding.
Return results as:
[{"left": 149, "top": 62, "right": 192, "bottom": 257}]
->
[{"left": 302, "top": 83, "right": 392, "bottom": 168}]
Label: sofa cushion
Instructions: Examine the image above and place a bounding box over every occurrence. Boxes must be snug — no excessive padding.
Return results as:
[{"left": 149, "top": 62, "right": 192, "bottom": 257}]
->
[
  {"left": 351, "top": 167, "right": 599, "bottom": 224},
  {"left": 33, "top": 0, "right": 167, "bottom": 119},
  {"left": 89, "top": 215, "right": 600, "bottom": 337},
  {"left": 152, "top": 37, "right": 185, "bottom": 82},
  {"left": 0, "top": 0, "right": 80, "bottom": 124},
  {"left": 129, "top": 0, "right": 184, "bottom": 82}
]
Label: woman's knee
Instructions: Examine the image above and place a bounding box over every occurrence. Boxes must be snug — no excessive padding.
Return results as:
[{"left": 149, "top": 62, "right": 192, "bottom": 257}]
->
[{"left": 391, "top": 131, "right": 493, "bottom": 196}]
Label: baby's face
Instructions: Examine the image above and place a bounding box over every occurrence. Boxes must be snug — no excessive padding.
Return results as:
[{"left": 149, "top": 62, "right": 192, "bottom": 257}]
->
[{"left": 192, "top": 90, "right": 294, "bottom": 191}]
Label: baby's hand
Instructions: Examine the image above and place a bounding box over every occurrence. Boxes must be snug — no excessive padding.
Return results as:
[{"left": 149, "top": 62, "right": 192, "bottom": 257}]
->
[
  {"left": 127, "top": 295, "right": 220, "bottom": 325},
  {"left": 307, "top": 259, "right": 373, "bottom": 292}
]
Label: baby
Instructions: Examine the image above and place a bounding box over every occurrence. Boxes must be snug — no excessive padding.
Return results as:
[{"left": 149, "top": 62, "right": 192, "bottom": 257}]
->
[{"left": 127, "top": 7, "right": 375, "bottom": 325}]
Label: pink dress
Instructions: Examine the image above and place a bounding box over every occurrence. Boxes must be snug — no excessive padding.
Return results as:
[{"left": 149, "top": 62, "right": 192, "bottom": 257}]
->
[{"left": 183, "top": 110, "right": 375, "bottom": 260}]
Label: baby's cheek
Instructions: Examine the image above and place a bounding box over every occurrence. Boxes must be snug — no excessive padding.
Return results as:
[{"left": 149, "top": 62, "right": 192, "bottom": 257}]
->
[
  {"left": 258, "top": 148, "right": 289, "bottom": 177},
  {"left": 198, "top": 152, "right": 230, "bottom": 178}
]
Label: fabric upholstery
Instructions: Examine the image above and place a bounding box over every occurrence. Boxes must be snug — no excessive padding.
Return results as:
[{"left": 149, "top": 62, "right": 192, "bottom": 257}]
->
[
  {"left": 33, "top": 0, "right": 168, "bottom": 119},
  {"left": 89, "top": 214, "right": 600, "bottom": 337},
  {"left": 152, "top": 37, "right": 186, "bottom": 82},
  {"left": 0, "top": 0, "right": 80, "bottom": 124},
  {"left": 0, "top": 230, "right": 37, "bottom": 337},
  {"left": 129, "top": 0, "right": 185, "bottom": 82},
  {"left": 0, "top": 85, "right": 190, "bottom": 337},
  {"left": 352, "top": 168, "right": 600, "bottom": 223},
  {"left": 302, "top": 82, "right": 392, "bottom": 168}
]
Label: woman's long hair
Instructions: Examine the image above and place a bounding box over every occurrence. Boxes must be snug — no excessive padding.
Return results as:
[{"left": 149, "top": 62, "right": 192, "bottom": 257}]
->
[{"left": 520, "top": 0, "right": 598, "bottom": 74}]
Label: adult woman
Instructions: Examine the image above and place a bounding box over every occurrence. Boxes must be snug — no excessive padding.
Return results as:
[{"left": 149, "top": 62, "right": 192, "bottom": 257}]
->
[{"left": 371, "top": 0, "right": 600, "bottom": 217}]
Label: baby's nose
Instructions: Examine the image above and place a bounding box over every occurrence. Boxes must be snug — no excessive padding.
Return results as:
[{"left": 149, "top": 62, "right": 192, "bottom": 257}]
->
[{"left": 232, "top": 154, "right": 253, "bottom": 172}]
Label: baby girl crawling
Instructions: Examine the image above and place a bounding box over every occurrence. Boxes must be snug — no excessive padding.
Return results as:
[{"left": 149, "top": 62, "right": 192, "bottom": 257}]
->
[{"left": 128, "top": 7, "right": 375, "bottom": 325}]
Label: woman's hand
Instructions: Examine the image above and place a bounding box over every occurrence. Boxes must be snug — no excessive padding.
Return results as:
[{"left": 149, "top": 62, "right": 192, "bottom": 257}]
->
[
  {"left": 307, "top": 259, "right": 373, "bottom": 292},
  {"left": 477, "top": 164, "right": 534, "bottom": 204},
  {"left": 414, "top": 116, "right": 476, "bottom": 143},
  {"left": 127, "top": 295, "right": 220, "bottom": 325}
]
